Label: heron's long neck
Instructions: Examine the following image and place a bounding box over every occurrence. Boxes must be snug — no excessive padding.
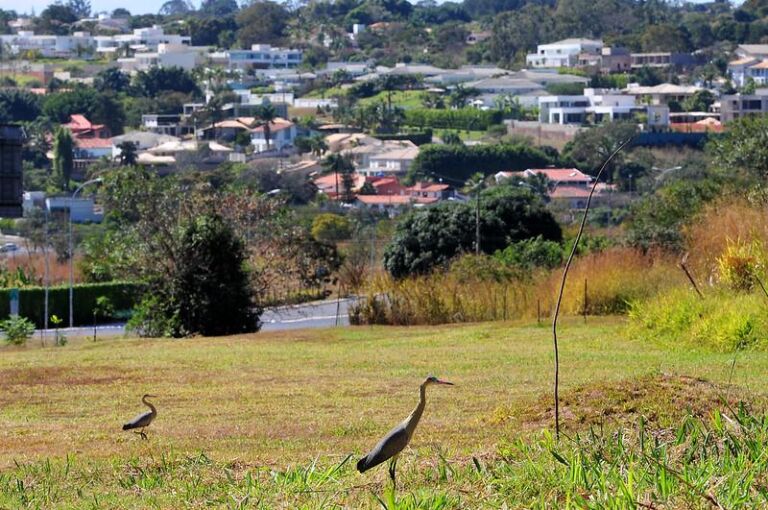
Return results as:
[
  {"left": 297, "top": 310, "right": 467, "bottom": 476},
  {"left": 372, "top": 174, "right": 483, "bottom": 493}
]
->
[
  {"left": 142, "top": 397, "right": 157, "bottom": 416},
  {"left": 405, "top": 385, "right": 427, "bottom": 438}
]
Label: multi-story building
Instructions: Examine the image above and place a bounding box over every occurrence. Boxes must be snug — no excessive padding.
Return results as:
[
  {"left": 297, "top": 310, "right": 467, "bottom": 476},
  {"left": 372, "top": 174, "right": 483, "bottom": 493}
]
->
[
  {"left": 216, "top": 44, "right": 302, "bottom": 70},
  {"left": 0, "top": 125, "right": 23, "bottom": 218},
  {"left": 118, "top": 44, "right": 209, "bottom": 72},
  {"left": 526, "top": 38, "right": 603, "bottom": 69},
  {"left": 95, "top": 25, "right": 191, "bottom": 54},
  {"left": 539, "top": 89, "right": 669, "bottom": 127},
  {"left": 720, "top": 92, "right": 768, "bottom": 122},
  {"left": 630, "top": 52, "right": 696, "bottom": 69},
  {"left": 0, "top": 30, "right": 96, "bottom": 58}
]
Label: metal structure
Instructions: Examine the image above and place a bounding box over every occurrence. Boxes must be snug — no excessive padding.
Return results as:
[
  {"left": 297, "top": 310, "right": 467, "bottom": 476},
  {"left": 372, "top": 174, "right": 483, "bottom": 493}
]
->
[
  {"left": 122, "top": 394, "right": 158, "bottom": 440},
  {"left": 0, "top": 125, "right": 24, "bottom": 218},
  {"left": 356, "top": 376, "right": 453, "bottom": 488},
  {"left": 68, "top": 177, "right": 102, "bottom": 328}
]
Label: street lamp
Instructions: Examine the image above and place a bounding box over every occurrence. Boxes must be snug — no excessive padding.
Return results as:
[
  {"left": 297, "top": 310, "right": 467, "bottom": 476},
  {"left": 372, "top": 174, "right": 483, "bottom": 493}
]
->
[{"left": 69, "top": 178, "right": 102, "bottom": 328}]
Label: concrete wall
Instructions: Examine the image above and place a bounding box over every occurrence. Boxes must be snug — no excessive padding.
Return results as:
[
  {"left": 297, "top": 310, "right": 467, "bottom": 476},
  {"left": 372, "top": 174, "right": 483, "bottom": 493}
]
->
[{"left": 505, "top": 121, "right": 585, "bottom": 150}]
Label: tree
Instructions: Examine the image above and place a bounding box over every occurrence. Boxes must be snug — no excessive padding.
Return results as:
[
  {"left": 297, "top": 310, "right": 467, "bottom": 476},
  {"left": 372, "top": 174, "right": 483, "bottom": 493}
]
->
[
  {"left": 250, "top": 103, "right": 277, "bottom": 150},
  {"left": 159, "top": 0, "right": 194, "bottom": 16},
  {"left": 311, "top": 213, "right": 352, "bottom": 243},
  {"left": 171, "top": 214, "right": 259, "bottom": 336},
  {"left": 94, "top": 68, "right": 130, "bottom": 93},
  {"left": 322, "top": 153, "right": 356, "bottom": 202},
  {"left": 383, "top": 187, "right": 561, "bottom": 277},
  {"left": 35, "top": 4, "right": 77, "bottom": 35},
  {"left": 463, "top": 172, "right": 485, "bottom": 255},
  {"left": 52, "top": 128, "right": 74, "bottom": 191},
  {"left": 66, "top": 0, "right": 91, "bottom": 18},
  {"left": 562, "top": 122, "right": 638, "bottom": 183},
  {"left": 641, "top": 23, "right": 692, "bottom": 52},
  {"left": 236, "top": 1, "right": 289, "bottom": 47},
  {"left": 682, "top": 90, "right": 716, "bottom": 112},
  {"left": 0, "top": 89, "right": 41, "bottom": 122},
  {"left": 711, "top": 115, "right": 768, "bottom": 180},
  {"left": 132, "top": 67, "right": 200, "bottom": 98},
  {"left": 117, "top": 141, "right": 138, "bottom": 166},
  {"left": 200, "top": 0, "right": 239, "bottom": 17}
]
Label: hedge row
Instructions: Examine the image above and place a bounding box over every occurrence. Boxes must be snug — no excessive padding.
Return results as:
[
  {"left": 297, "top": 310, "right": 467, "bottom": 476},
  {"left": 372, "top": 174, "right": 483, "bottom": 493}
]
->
[
  {"left": 0, "top": 282, "right": 145, "bottom": 328},
  {"left": 373, "top": 130, "right": 433, "bottom": 146},
  {"left": 407, "top": 143, "right": 555, "bottom": 183},
  {"left": 404, "top": 108, "right": 503, "bottom": 131}
]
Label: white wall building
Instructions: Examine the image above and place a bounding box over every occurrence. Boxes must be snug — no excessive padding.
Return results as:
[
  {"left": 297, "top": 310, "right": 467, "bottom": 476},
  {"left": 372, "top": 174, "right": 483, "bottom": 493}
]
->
[
  {"left": 118, "top": 44, "right": 209, "bottom": 72},
  {"left": 539, "top": 89, "right": 669, "bottom": 126},
  {"left": 218, "top": 44, "right": 302, "bottom": 70},
  {"left": 0, "top": 31, "right": 96, "bottom": 58},
  {"left": 250, "top": 118, "right": 297, "bottom": 152},
  {"left": 95, "top": 25, "right": 190, "bottom": 54},
  {"left": 526, "top": 38, "right": 603, "bottom": 69}
]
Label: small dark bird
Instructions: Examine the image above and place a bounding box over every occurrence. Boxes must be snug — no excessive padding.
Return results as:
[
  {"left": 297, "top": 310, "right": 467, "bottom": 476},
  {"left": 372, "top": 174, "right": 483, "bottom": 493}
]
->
[
  {"left": 122, "top": 394, "right": 158, "bottom": 440},
  {"left": 357, "top": 375, "right": 454, "bottom": 489}
]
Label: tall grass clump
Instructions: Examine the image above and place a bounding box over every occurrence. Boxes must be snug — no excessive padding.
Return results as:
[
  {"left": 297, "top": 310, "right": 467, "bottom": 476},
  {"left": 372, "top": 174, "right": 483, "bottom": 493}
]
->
[
  {"left": 628, "top": 287, "right": 768, "bottom": 351},
  {"left": 533, "top": 247, "right": 681, "bottom": 317},
  {"left": 350, "top": 248, "right": 681, "bottom": 325}
]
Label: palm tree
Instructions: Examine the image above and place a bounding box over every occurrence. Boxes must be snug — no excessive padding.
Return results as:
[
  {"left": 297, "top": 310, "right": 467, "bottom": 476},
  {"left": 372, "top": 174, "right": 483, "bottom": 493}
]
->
[
  {"left": 251, "top": 103, "right": 278, "bottom": 151},
  {"left": 462, "top": 172, "right": 486, "bottom": 255},
  {"left": 322, "top": 153, "right": 355, "bottom": 202},
  {"left": 309, "top": 135, "right": 328, "bottom": 158}
]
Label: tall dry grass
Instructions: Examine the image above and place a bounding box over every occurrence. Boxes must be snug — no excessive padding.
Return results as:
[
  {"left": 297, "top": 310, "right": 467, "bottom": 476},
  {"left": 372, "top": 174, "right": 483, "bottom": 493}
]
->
[
  {"left": 351, "top": 248, "right": 683, "bottom": 325},
  {"left": 685, "top": 199, "right": 768, "bottom": 284}
]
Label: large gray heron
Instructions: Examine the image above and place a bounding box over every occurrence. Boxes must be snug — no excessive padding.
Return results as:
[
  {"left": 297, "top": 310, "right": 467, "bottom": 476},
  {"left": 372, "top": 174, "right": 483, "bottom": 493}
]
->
[
  {"left": 122, "top": 394, "right": 157, "bottom": 440},
  {"left": 357, "top": 375, "right": 454, "bottom": 488}
]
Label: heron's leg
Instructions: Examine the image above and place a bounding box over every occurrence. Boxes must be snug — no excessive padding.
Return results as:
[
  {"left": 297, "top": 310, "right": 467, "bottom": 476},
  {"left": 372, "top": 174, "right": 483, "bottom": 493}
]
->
[
  {"left": 140, "top": 428, "right": 148, "bottom": 440},
  {"left": 389, "top": 456, "right": 398, "bottom": 490}
]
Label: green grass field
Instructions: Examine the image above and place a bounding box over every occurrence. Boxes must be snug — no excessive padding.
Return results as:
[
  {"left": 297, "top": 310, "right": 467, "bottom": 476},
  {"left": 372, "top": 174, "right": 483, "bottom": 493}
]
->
[{"left": 1, "top": 318, "right": 766, "bottom": 508}]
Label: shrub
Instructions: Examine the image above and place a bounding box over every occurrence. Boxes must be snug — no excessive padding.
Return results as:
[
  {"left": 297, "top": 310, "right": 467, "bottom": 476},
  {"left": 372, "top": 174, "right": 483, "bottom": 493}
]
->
[
  {"left": 0, "top": 282, "right": 143, "bottom": 328},
  {"left": 0, "top": 315, "right": 35, "bottom": 346},
  {"left": 496, "top": 236, "right": 564, "bottom": 271},
  {"left": 407, "top": 143, "right": 555, "bottom": 183},
  {"left": 404, "top": 108, "right": 502, "bottom": 130},
  {"left": 311, "top": 213, "right": 352, "bottom": 244},
  {"left": 717, "top": 239, "right": 767, "bottom": 292},
  {"left": 628, "top": 287, "right": 768, "bottom": 352}
]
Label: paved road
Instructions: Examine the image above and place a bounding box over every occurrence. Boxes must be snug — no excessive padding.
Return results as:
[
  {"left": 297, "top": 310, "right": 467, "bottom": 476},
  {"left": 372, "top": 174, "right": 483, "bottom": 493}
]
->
[
  {"left": 260, "top": 297, "right": 359, "bottom": 331},
  {"left": 34, "top": 297, "right": 361, "bottom": 337}
]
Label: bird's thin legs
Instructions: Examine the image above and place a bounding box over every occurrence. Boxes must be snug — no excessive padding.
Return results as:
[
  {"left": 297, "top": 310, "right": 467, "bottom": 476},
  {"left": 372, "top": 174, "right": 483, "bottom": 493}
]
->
[
  {"left": 388, "top": 457, "right": 398, "bottom": 491},
  {"left": 133, "top": 429, "right": 148, "bottom": 440}
]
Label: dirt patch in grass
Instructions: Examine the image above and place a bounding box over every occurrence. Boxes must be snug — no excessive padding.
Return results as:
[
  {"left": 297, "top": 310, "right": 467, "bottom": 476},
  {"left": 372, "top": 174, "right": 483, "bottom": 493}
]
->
[{"left": 494, "top": 373, "right": 759, "bottom": 432}]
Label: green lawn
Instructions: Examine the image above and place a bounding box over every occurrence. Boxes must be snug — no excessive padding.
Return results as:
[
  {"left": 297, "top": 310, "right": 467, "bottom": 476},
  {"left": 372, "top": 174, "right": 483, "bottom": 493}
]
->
[
  {"left": 358, "top": 90, "right": 425, "bottom": 109},
  {"left": 0, "top": 318, "right": 764, "bottom": 508}
]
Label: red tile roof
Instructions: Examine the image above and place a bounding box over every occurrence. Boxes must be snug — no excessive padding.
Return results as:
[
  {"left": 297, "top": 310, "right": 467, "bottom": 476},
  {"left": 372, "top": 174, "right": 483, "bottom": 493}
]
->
[
  {"left": 75, "top": 137, "right": 113, "bottom": 149},
  {"left": 407, "top": 182, "right": 451, "bottom": 193},
  {"left": 526, "top": 168, "right": 592, "bottom": 183}
]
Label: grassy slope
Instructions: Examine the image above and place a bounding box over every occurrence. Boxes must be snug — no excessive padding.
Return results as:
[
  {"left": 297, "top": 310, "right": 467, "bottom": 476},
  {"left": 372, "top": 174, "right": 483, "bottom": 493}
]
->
[{"left": 0, "top": 318, "right": 765, "bottom": 508}]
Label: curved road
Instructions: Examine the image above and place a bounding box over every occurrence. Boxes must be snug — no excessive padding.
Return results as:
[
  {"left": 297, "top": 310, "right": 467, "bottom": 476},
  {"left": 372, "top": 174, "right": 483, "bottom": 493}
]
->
[{"left": 35, "top": 297, "right": 360, "bottom": 338}]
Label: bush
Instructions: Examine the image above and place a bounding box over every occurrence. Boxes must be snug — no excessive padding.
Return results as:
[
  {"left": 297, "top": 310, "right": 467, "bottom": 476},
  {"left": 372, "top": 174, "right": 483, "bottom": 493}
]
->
[
  {"left": 408, "top": 143, "right": 555, "bottom": 183},
  {"left": 717, "top": 239, "right": 767, "bottom": 292},
  {"left": 404, "top": 108, "right": 502, "bottom": 130},
  {"left": 628, "top": 287, "right": 768, "bottom": 352},
  {"left": 383, "top": 187, "right": 561, "bottom": 277},
  {"left": 0, "top": 315, "right": 35, "bottom": 345},
  {"left": 311, "top": 213, "right": 352, "bottom": 244},
  {"left": 496, "top": 236, "right": 564, "bottom": 271},
  {"left": 0, "top": 282, "right": 143, "bottom": 328}
]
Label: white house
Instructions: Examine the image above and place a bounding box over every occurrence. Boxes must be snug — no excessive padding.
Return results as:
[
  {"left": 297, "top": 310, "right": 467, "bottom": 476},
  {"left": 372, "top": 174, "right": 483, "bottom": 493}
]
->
[
  {"left": 540, "top": 89, "right": 669, "bottom": 126},
  {"left": 219, "top": 44, "right": 302, "bottom": 70},
  {"left": 46, "top": 197, "right": 102, "bottom": 223},
  {"left": 250, "top": 118, "right": 297, "bottom": 152},
  {"left": 95, "top": 25, "right": 190, "bottom": 55},
  {"left": 526, "top": 38, "right": 603, "bottom": 69},
  {"left": 118, "top": 44, "right": 209, "bottom": 72},
  {"left": 0, "top": 30, "right": 96, "bottom": 58},
  {"left": 363, "top": 146, "right": 420, "bottom": 177}
]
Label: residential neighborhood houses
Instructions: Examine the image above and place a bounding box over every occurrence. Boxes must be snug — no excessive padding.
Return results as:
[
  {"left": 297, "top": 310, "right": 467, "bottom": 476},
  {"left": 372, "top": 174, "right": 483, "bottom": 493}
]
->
[{"left": 2, "top": 0, "right": 766, "bottom": 229}]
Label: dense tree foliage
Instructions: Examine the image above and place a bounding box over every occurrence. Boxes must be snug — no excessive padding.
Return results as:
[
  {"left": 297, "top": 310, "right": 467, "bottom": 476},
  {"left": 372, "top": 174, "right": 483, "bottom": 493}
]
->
[
  {"left": 133, "top": 67, "right": 200, "bottom": 98},
  {"left": 408, "top": 143, "right": 555, "bottom": 183},
  {"left": 0, "top": 90, "right": 41, "bottom": 123},
  {"left": 383, "top": 186, "right": 561, "bottom": 277},
  {"left": 236, "top": 1, "right": 289, "bottom": 47}
]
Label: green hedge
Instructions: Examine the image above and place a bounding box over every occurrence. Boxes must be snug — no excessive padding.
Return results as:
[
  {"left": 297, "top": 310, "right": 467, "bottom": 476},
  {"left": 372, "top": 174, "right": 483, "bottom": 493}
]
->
[
  {"left": 373, "top": 130, "right": 433, "bottom": 146},
  {"left": 404, "top": 108, "right": 502, "bottom": 131},
  {"left": 0, "top": 282, "right": 145, "bottom": 328}
]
